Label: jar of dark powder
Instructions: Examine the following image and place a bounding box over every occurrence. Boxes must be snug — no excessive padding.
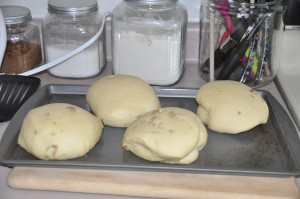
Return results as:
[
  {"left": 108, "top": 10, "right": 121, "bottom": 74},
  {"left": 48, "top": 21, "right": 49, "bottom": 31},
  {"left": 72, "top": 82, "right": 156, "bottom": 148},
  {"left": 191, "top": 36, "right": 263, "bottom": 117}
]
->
[{"left": 0, "top": 6, "right": 42, "bottom": 74}]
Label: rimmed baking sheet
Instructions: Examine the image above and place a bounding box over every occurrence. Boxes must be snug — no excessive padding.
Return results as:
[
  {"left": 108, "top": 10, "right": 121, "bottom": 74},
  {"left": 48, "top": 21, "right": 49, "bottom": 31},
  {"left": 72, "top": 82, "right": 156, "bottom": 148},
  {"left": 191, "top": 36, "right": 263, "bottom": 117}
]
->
[{"left": 0, "top": 84, "right": 300, "bottom": 177}]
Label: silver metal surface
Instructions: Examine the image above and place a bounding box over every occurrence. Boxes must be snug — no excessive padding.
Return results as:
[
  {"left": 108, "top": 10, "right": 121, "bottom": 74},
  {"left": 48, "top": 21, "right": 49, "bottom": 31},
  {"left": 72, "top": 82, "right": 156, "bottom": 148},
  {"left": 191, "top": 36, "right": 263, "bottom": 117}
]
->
[
  {"left": 125, "top": 0, "right": 178, "bottom": 3},
  {"left": 48, "top": 0, "right": 98, "bottom": 15},
  {"left": 285, "top": 25, "right": 300, "bottom": 30},
  {"left": 0, "top": 84, "right": 299, "bottom": 177}
]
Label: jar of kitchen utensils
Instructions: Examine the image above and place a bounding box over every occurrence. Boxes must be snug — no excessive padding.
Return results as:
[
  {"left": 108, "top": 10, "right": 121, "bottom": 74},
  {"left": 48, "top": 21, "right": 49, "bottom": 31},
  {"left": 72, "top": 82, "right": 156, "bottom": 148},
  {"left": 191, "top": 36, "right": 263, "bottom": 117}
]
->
[
  {"left": 199, "top": 0, "right": 285, "bottom": 88},
  {"left": 42, "top": 0, "right": 106, "bottom": 78},
  {"left": 112, "top": 0, "right": 187, "bottom": 85},
  {"left": 0, "top": 6, "right": 42, "bottom": 74}
]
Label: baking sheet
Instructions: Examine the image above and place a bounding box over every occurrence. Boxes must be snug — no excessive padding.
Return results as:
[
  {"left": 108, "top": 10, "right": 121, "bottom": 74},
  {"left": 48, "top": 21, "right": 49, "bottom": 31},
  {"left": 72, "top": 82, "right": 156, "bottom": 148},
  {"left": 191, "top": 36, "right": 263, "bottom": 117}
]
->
[{"left": 0, "top": 84, "right": 300, "bottom": 177}]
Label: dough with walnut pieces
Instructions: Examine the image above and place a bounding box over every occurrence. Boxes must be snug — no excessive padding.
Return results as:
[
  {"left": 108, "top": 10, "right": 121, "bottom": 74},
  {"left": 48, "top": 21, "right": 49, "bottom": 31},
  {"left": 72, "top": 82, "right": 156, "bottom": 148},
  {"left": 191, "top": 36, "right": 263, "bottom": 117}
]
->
[
  {"left": 18, "top": 103, "right": 103, "bottom": 160},
  {"left": 86, "top": 75, "right": 161, "bottom": 127},
  {"left": 122, "top": 107, "right": 208, "bottom": 164},
  {"left": 196, "top": 80, "right": 269, "bottom": 134}
]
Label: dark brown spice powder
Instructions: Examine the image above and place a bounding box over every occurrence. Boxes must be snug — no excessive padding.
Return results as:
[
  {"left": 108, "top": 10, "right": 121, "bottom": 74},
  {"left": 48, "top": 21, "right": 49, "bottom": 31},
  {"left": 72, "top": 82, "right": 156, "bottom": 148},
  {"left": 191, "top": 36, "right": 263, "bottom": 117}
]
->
[{"left": 1, "top": 41, "right": 42, "bottom": 74}]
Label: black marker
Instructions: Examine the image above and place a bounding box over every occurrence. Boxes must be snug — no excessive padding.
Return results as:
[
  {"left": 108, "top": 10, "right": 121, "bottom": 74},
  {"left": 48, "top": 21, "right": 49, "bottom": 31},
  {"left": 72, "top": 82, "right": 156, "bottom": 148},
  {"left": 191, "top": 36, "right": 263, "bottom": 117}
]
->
[
  {"left": 217, "top": 13, "right": 268, "bottom": 80},
  {"left": 200, "top": 21, "right": 247, "bottom": 75}
]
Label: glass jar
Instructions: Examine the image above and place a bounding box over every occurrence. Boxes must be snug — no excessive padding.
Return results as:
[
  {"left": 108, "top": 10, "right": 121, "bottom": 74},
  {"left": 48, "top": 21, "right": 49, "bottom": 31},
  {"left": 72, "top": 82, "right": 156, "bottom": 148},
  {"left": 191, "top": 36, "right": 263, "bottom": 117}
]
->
[
  {"left": 0, "top": 6, "right": 42, "bottom": 74},
  {"left": 112, "top": 0, "right": 187, "bottom": 85},
  {"left": 199, "top": 0, "right": 285, "bottom": 88},
  {"left": 42, "top": 0, "right": 106, "bottom": 78}
]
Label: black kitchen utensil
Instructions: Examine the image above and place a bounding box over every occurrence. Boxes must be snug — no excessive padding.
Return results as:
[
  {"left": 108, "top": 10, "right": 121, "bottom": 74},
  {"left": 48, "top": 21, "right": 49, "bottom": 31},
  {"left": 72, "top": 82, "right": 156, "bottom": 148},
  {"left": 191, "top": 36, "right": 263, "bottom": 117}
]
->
[
  {"left": 200, "top": 21, "right": 247, "bottom": 75},
  {"left": 0, "top": 75, "right": 40, "bottom": 122},
  {"left": 217, "top": 14, "right": 269, "bottom": 80}
]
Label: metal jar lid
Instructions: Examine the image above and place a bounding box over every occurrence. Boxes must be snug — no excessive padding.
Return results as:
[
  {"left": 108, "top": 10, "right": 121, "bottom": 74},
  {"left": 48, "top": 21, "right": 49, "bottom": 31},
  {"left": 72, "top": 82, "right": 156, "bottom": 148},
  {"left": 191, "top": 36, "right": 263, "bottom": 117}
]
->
[
  {"left": 125, "top": 0, "right": 178, "bottom": 3},
  {"left": 48, "top": 0, "right": 98, "bottom": 15},
  {"left": 0, "top": 6, "right": 32, "bottom": 25}
]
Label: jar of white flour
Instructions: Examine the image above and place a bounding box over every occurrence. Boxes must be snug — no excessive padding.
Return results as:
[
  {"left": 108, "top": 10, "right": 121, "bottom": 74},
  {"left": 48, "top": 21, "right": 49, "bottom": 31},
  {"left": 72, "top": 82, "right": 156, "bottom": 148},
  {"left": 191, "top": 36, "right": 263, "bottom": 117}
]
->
[
  {"left": 112, "top": 0, "right": 187, "bottom": 85},
  {"left": 42, "top": 0, "right": 106, "bottom": 78}
]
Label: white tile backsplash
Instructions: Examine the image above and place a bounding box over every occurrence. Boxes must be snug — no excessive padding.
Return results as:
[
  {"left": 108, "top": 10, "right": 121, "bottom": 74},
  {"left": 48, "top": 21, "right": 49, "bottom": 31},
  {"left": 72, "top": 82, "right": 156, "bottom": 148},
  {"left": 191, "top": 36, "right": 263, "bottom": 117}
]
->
[{"left": 0, "top": 0, "right": 201, "bottom": 22}]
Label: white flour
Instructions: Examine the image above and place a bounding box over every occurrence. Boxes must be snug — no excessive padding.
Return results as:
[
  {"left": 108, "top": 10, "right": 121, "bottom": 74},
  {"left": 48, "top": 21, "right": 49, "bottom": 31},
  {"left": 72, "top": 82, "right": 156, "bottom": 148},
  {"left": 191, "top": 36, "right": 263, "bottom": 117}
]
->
[
  {"left": 113, "top": 30, "right": 183, "bottom": 85},
  {"left": 45, "top": 41, "right": 105, "bottom": 78}
]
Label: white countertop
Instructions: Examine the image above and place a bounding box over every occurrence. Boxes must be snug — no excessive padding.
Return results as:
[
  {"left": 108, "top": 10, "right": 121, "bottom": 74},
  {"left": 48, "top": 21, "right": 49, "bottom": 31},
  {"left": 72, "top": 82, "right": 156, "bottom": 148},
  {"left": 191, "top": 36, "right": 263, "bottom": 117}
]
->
[{"left": 276, "top": 29, "right": 300, "bottom": 131}]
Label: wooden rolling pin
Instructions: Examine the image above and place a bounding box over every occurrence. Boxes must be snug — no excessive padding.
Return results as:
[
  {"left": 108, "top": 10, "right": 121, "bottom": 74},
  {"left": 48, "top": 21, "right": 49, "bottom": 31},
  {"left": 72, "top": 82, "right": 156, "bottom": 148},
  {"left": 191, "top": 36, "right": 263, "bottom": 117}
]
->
[{"left": 8, "top": 167, "right": 299, "bottom": 199}]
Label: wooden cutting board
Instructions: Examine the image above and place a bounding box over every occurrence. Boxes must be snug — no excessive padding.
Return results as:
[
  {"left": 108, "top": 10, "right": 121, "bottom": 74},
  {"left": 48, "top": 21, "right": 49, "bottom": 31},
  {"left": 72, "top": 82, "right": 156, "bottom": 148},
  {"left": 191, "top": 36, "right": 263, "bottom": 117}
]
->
[{"left": 7, "top": 167, "right": 300, "bottom": 199}]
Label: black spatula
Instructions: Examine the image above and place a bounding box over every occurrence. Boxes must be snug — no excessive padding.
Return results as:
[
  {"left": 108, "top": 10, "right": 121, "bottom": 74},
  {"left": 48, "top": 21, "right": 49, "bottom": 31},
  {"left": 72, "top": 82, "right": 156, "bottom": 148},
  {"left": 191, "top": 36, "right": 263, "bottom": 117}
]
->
[{"left": 0, "top": 75, "right": 40, "bottom": 122}]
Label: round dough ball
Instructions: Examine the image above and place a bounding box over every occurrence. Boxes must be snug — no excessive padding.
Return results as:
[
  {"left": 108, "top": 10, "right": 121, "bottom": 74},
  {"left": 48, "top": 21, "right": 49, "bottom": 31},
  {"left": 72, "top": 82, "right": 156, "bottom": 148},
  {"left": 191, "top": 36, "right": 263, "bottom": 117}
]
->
[
  {"left": 18, "top": 103, "right": 103, "bottom": 160},
  {"left": 196, "top": 80, "right": 269, "bottom": 134},
  {"left": 122, "top": 107, "right": 208, "bottom": 164},
  {"left": 86, "top": 75, "right": 161, "bottom": 127}
]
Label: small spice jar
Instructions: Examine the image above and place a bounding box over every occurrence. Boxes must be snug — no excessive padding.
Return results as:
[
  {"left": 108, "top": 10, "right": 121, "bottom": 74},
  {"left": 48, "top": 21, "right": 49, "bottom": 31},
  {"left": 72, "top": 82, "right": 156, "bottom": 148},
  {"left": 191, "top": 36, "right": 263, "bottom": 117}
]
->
[
  {"left": 0, "top": 6, "right": 42, "bottom": 74},
  {"left": 42, "top": 0, "right": 106, "bottom": 78},
  {"left": 112, "top": 0, "right": 187, "bottom": 85}
]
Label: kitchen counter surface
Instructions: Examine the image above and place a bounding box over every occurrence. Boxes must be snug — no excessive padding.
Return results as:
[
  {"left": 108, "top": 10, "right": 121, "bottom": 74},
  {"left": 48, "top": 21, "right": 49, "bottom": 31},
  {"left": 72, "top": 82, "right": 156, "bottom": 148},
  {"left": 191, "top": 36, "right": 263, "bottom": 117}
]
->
[
  {"left": 1, "top": 60, "right": 300, "bottom": 198},
  {"left": 276, "top": 29, "right": 300, "bottom": 132}
]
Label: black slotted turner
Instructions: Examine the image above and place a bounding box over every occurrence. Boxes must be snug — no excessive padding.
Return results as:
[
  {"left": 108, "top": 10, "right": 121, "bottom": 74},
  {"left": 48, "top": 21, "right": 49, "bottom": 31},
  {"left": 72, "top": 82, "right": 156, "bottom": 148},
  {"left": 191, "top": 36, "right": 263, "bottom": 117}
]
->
[{"left": 0, "top": 75, "right": 40, "bottom": 122}]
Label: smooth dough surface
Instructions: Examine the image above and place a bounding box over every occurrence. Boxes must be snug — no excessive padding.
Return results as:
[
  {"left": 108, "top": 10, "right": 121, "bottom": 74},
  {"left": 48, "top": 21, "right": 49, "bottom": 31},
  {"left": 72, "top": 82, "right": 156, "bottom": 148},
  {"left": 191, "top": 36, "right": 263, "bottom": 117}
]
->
[
  {"left": 196, "top": 80, "right": 269, "bottom": 134},
  {"left": 122, "top": 107, "right": 208, "bottom": 164},
  {"left": 86, "top": 75, "right": 161, "bottom": 127},
  {"left": 18, "top": 103, "right": 103, "bottom": 160}
]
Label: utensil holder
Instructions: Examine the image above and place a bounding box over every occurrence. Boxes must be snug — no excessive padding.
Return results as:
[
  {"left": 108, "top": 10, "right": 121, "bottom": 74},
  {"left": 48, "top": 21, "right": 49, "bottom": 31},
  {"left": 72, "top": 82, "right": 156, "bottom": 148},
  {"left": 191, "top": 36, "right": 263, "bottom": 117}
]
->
[{"left": 199, "top": 0, "right": 285, "bottom": 88}]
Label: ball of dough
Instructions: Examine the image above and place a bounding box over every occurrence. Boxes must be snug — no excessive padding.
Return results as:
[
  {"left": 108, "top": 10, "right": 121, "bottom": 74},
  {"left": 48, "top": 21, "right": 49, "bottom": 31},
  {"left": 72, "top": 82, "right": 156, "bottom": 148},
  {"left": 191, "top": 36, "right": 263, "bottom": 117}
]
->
[
  {"left": 18, "top": 103, "right": 103, "bottom": 160},
  {"left": 196, "top": 80, "right": 269, "bottom": 134},
  {"left": 86, "top": 75, "right": 161, "bottom": 127},
  {"left": 122, "top": 107, "right": 208, "bottom": 164}
]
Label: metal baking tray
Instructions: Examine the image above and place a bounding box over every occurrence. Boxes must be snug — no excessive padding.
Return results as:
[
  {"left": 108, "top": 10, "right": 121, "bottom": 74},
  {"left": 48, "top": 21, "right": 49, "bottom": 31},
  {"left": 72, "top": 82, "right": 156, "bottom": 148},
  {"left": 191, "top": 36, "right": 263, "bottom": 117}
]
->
[{"left": 0, "top": 84, "right": 300, "bottom": 177}]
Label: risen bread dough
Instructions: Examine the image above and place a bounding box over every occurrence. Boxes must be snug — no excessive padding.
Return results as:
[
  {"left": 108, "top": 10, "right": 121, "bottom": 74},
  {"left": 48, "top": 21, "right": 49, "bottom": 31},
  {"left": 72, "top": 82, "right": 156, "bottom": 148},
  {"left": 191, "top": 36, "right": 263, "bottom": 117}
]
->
[
  {"left": 86, "top": 75, "right": 161, "bottom": 127},
  {"left": 18, "top": 103, "right": 103, "bottom": 160},
  {"left": 196, "top": 80, "right": 269, "bottom": 134},
  {"left": 122, "top": 107, "right": 208, "bottom": 164}
]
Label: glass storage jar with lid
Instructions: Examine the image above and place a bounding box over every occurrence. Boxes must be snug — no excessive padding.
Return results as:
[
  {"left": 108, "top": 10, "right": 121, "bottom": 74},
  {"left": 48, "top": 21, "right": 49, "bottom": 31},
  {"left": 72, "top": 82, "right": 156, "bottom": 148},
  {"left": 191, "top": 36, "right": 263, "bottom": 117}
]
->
[
  {"left": 0, "top": 6, "right": 42, "bottom": 74},
  {"left": 112, "top": 0, "right": 187, "bottom": 85},
  {"left": 198, "top": 0, "right": 285, "bottom": 88},
  {"left": 42, "top": 0, "right": 106, "bottom": 78}
]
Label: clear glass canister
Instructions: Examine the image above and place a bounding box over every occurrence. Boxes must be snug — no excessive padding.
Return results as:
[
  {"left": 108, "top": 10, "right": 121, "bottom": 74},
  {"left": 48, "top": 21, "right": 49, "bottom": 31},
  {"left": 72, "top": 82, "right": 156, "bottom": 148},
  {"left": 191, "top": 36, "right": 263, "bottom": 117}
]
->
[
  {"left": 199, "top": 0, "right": 285, "bottom": 88},
  {"left": 112, "top": 0, "right": 187, "bottom": 85},
  {"left": 42, "top": 0, "right": 106, "bottom": 78},
  {"left": 0, "top": 6, "right": 42, "bottom": 74}
]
